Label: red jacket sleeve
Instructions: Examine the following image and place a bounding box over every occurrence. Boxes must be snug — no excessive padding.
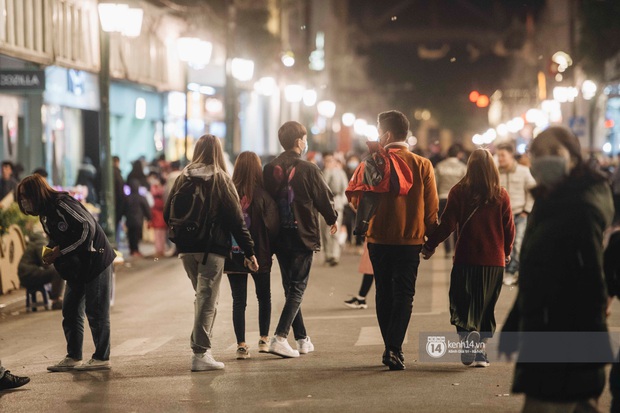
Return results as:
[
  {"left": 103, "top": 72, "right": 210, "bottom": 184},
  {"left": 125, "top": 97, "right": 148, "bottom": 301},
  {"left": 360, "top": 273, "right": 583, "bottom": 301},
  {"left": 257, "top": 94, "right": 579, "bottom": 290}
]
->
[{"left": 502, "top": 189, "right": 515, "bottom": 257}]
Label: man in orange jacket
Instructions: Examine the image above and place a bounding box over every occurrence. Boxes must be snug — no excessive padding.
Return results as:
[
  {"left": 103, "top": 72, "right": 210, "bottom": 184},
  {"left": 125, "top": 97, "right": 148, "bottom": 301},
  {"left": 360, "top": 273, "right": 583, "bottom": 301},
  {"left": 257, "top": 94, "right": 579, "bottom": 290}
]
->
[{"left": 351, "top": 110, "right": 439, "bottom": 370}]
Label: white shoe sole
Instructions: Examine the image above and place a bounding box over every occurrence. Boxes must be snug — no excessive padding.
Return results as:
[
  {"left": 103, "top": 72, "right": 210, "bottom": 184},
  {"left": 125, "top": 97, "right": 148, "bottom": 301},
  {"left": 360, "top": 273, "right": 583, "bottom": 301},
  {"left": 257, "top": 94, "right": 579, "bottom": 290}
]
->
[
  {"left": 269, "top": 347, "right": 300, "bottom": 358},
  {"left": 191, "top": 365, "right": 225, "bottom": 371}
]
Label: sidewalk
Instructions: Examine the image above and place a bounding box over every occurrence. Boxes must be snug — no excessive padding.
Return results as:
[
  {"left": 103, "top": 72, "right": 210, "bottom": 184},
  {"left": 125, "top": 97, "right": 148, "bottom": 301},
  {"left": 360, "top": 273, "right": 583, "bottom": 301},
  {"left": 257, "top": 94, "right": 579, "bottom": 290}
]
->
[{"left": 0, "top": 241, "right": 164, "bottom": 317}]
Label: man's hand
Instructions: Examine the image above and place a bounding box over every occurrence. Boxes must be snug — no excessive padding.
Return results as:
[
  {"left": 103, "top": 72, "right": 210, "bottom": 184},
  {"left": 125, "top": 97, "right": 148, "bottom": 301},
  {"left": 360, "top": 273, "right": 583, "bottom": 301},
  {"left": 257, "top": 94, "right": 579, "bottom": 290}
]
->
[
  {"left": 42, "top": 246, "right": 61, "bottom": 265},
  {"left": 245, "top": 256, "right": 259, "bottom": 272},
  {"left": 330, "top": 224, "right": 338, "bottom": 235},
  {"left": 421, "top": 245, "right": 435, "bottom": 260}
]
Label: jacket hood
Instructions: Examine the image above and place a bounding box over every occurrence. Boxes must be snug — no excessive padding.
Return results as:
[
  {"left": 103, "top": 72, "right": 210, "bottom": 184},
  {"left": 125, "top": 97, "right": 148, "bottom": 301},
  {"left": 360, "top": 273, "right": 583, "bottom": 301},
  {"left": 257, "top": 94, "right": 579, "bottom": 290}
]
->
[{"left": 183, "top": 163, "right": 217, "bottom": 181}]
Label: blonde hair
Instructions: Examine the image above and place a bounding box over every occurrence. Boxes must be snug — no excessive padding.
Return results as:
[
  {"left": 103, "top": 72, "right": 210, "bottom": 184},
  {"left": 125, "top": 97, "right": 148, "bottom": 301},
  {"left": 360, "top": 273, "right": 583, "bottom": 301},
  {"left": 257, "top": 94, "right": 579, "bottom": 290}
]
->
[{"left": 191, "top": 134, "right": 228, "bottom": 172}]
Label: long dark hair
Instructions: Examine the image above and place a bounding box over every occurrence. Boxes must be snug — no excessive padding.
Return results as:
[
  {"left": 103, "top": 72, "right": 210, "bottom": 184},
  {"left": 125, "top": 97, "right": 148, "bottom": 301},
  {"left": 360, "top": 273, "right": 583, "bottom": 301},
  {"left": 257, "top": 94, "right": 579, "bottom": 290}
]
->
[
  {"left": 191, "top": 134, "right": 227, "bottom": 172},
  {"left": 458, "top": 148, "right": 502, "bottom": 205},
  {"left": 16, "top": 174, "right": 66, "bottom": 216},
  {"left": 232, "top": 152, "right": 263, "bottom": 203}
]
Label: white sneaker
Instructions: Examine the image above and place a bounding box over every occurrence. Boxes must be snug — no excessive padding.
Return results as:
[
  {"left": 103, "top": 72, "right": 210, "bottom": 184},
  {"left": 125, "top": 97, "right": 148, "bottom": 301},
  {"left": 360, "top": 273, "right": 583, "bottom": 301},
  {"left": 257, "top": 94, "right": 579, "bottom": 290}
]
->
[
  {"left": 191, "top": 351, "right": 225, "bottom": 371},
  {"left": 297, "top": 337, "right": 315, "bottom": 354},
  {"left": 268, "top": 336, "right": 300, "bottom": 358},
  {"left": 47, "top": 357, "right": 82, "bottom": 372},
  {"left": 74, "top": 358, "right": 111, "bottom": 371},
  {"left": 503, "top": 273, "right": 518, "bottom": 286}
]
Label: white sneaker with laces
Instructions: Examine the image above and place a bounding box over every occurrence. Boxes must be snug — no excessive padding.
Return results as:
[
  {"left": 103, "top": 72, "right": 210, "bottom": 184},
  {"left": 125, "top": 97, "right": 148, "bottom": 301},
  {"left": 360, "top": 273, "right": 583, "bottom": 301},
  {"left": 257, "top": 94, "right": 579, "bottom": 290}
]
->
[
  {"left": 191, "top": 351, "right": 225, "bottom": 371},
  {"left": 268, "top": 336, "right": 300, "bottom": 358},
  {"left": 297, "top": 337, "right": 315, "bottom": 354},
  {"left": 74, "top": 358, "right": 111, "bottom": 371},
  {"left": 47, "top": 357, "right": 83, "bottom": 372}
]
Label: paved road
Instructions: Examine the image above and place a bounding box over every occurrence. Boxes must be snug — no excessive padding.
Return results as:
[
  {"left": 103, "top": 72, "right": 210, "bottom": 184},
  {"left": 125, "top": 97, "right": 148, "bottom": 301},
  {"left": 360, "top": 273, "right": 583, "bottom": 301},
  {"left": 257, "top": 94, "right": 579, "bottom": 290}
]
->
[{"left": 0, "top": 247, "right": 616, "bottom": 412}]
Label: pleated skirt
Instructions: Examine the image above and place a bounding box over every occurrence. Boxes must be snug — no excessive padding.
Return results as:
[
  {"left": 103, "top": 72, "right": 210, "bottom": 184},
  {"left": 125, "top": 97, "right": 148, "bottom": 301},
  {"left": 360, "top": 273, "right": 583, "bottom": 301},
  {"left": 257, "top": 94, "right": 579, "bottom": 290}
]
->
[{"left": 449, "top": 265, "right": 504, "bottom": 338}]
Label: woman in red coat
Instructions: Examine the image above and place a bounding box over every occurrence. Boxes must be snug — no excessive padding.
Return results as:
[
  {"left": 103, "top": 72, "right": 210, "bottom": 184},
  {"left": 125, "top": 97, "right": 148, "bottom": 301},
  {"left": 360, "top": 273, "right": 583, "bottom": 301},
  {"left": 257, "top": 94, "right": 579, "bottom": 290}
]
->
[
  {"left": 422, "top": 148, "right": 515, "bottom": 367},
  {"left": 148, "top": 172, "right": 167, "bottom": 257}
]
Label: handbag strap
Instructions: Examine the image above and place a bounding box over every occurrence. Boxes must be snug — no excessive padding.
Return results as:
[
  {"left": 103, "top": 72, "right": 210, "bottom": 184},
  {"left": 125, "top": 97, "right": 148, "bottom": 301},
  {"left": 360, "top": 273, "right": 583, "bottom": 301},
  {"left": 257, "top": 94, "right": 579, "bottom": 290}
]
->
[{"left": 455, "top": 205, "right": 479, "bottom": 247}]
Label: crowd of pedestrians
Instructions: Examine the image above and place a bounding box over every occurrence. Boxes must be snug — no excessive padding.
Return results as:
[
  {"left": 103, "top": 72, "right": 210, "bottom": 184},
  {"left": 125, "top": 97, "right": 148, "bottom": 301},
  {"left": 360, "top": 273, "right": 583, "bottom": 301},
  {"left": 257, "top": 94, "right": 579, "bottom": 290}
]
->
[{"left": 3, "top": 111, "right": 620, "bottom": 413}]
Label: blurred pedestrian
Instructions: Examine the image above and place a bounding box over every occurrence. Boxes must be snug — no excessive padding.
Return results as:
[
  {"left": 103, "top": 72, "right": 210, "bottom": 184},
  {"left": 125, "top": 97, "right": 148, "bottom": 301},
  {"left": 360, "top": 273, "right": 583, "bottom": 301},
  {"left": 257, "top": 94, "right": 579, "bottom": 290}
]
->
[
  {"left": 17, "top": 174, "right": 116, "bottom": 371},
  {"left": 0, "top": 160, "right": 18, "bottom": 201},
  {"left": 112, "top": 156, "right": 126, "bottom": 241},
  {"left": 148, "top": 172, "right": 167, "bottom": 258},
  {"left": 165, "top": 160, "right": 182, "bottom": 200},
  {"left": 164, "top": 134, "right": 258, "bottom": 372},
  {"left": 320, "top": 152, "right": 348, "bottom": 266},
  {"left": 343, "top": 154, "right": 363, "bottom": 251},
  {"left": 606, "top": 210, "right": 620, "bottom": 413},
  {"left": 18, "top": 230, "right": 65, "bottom": 310},
  {"left": 350, "top": 110, "right": 438, "bottom": 370},
  {"left": 225, "top": 151, "right": 279, "bottom": 360},
  {"left": 124, "top": 179, "right": 151, "bottom": 258},
  {"left": 75, "top": 157, "right": 98, "bottom": 205},
  {"left": 263, "top": 121, "right": 338, "bottom": 358},
  {"left": 496, "top": 142, "right": 536, "bottom": 286},
  {"left": 0, "top": 361, "right": 29, "bottom": 390},
  {"left": 126, "top": 159, "right": 149, "bottom": 190},
  {"left": 344, "top": 240, "right": 373, "bottom": 309},
  {"left": 611, "top": 153, "right": 620, "bottom": 216},
  {"left": 423, "top": 148, "right": 515, "bottom": 368},
  {"left": 434, "top": 143, "right": 467, "bottom": 257},
  {"left": 498, "top": 126, "right": 614, "bottom": 411}
]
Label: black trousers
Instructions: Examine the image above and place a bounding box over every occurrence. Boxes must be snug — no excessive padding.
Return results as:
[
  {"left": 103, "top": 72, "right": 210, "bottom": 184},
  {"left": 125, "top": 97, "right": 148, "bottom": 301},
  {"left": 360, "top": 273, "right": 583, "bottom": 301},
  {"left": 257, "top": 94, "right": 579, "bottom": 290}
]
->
[
  {"left": 368, "top": 243, "right": 422, "bottom": 352},
  {"left": 227, "top": 272, "right": 271, "bottom": 343}
]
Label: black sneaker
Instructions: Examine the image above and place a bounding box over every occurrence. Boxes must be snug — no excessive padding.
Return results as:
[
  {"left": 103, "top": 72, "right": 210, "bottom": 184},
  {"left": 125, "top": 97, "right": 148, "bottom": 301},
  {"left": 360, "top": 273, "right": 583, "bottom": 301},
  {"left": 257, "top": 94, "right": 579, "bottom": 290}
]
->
[
  {"left": 0, "top": 371, "right": 30, "bottom": 391},
  {"left": 382, "top": 349, "right": 404, "bottom": 365},
  {"left": 344, "top": 297, "right": 368, "bottom": 309},
  {"left": 461, "top": 331, "right": 480, "bottom": 366},
  {"left": 473, "top": 351, "right": 490, "bottom": 367}
]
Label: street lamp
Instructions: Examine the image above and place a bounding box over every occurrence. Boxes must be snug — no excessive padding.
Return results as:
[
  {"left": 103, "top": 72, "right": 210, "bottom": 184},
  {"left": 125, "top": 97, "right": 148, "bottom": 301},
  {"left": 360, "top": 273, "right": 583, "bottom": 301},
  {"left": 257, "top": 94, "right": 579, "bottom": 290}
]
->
[{"left": 97, "top": 1, "right": 143, "bottom": 240}]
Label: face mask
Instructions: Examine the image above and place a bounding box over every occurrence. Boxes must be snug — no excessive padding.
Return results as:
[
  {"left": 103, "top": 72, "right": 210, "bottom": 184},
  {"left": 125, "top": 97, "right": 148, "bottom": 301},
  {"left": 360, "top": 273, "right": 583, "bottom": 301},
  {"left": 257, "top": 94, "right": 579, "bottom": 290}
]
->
[
  {"left": 530, "top": 156, "right": 568, "bottom": 188},
  {"left": 301, "top": 139, "right": 309, "bottom": 156}
]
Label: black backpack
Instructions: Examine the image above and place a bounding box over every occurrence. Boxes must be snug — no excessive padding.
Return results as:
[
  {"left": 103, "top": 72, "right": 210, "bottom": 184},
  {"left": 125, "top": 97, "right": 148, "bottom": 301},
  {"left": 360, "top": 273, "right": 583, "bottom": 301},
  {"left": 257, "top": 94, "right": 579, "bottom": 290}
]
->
[{"left": 167, "top": 175, "right": 214, "bottom": 248}]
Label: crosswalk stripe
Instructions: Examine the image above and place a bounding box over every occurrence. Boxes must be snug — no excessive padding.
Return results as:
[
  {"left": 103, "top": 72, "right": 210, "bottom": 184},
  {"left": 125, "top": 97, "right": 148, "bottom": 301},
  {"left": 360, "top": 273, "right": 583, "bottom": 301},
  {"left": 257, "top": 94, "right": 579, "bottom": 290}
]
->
[
  {"left": 354, "top": 326, "right": 409, "bottom": 346},
  {"left": 3, "top": 343, "right": 57, "bottom": 364},
  {"left": 113, "top": 336, "right": 173, "bottom": 357}
]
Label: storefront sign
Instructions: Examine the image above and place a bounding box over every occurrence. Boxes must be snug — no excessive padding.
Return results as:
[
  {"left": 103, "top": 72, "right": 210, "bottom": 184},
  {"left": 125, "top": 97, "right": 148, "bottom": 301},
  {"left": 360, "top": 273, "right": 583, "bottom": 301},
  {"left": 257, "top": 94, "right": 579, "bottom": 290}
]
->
[{"left": 0, "top": 70, "right": 45, "bottom": 90}]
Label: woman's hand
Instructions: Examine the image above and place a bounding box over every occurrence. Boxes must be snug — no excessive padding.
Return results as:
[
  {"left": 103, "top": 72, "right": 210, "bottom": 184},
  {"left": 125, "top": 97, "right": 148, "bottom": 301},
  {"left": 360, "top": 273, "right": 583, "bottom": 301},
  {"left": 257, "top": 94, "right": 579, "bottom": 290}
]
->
[
  {"left": 42, "top": 246, "right": 61, "bottom": 265},
  {"left": 421, "top": 245, "right": 435, "bottom": 260},
  {"left": 505, "top": 255, "right": 511, "bottom": 265},
  {"left": 245, "top": 256, "right": 259, "bottom": 272}
]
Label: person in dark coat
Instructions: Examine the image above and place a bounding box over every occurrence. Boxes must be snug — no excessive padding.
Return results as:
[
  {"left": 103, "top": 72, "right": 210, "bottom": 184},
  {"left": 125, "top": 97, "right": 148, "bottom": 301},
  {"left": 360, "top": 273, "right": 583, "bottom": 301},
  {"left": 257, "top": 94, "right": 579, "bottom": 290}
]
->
[
  {"left": 0, "top": 160, "right": 18, "bottom": 201},
  {"left": 225, "top": 151, "right": 279, "bottom": 359},
  {"left": 499, "top": 127, "right": 614, "bottom": 412},
  {"left": 18, "top": 231, "right": 65, "bottom": 309},
  {"left": 126, "top": 159, "right": 149, "bottom": 191},
  {"left": 17, "top": 174, "right": 116, "bottom": 371},
  {"left": 112, "top": 156, "right": 126, "bottom": 237},
  {"left": 123, "top": 179, "right": 151, "bottom": 257},
  {"left": 75, "top": 157, "right": 98, "bottom": 205},
  {"left": 605, "top": 211, "right": 620, "bottom": 413}
]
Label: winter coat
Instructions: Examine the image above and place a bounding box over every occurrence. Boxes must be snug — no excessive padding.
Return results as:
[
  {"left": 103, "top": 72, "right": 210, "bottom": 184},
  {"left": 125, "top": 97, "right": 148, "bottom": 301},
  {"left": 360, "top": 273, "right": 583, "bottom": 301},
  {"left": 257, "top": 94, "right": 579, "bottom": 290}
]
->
[
  {"left": 124, "top": 191, "right": 152, "bottom": 228},
  {"left": 246, "top": 187, "right": 279, "bottom": 272},
  {"left": 500, "top": 174, "right": 614, "bottom": 402},
  {"left": 18, "top": 231, "right": 60, "bottom": 289},
  {"left": 263, "top": 150, "right": 337, "bottom": 252},
  {"left": 150, "top": 183, "right": 166, "bottom": 229},
  {"left": 434, "top": 157, "right": 467, "bottom": 200},
  {"left": 498, "top": 162, "right": 536, "bottom": 215},
  {"left": 164, "top": 163, "right": 255, "bottom": 259},
  {"left": 40, "top": 193, "right": 115, "bottom": 284}
]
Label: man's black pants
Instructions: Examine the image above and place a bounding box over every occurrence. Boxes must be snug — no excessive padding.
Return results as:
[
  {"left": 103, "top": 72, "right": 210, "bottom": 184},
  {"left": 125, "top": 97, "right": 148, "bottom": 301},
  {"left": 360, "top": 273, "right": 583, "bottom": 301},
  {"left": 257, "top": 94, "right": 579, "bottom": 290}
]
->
[{"left": 368, "top": 243, "right": 422, "bottom": 353}]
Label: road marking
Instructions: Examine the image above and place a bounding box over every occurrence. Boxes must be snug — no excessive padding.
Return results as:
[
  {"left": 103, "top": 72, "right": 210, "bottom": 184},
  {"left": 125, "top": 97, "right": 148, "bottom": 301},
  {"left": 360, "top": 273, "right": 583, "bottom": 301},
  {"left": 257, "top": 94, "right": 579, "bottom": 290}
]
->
[
  {"left": 113, "top": 336, "right": 173, "bottom": 356},
  {"left": 354, "top": 326, "right": 409, "bottom": 346},
  {"left": 3, "top": 343, "right": 57, "bottom": 364},
  {"left": 305, "top": 312, "right": 441, "bottom": 321}
]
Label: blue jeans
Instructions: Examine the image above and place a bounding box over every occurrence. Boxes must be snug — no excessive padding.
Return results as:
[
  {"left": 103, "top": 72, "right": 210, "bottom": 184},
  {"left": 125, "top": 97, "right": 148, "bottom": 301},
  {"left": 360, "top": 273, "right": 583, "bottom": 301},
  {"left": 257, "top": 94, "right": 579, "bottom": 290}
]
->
[
  {"left": 62, "top": 265, "right": 113, "bottom": 361},
  {"left": 368, "top": 243, "right": 422, "bottom": 352},
  {"left": 274, "top": 250, "right": 313, "bottom": 340},
  {"left": 181, "top": 253, "right": 225, "bottom": 354},
  {"left": 506, "top": 214, "right": 527, "bottom": 274}
]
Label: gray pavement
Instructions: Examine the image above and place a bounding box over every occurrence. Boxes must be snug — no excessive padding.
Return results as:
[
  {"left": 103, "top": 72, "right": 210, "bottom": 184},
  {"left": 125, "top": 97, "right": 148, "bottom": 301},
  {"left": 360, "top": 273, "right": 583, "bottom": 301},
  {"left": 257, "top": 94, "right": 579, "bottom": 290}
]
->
[{"left": 0, "top": 243, "right": 617, "bottom": 412}]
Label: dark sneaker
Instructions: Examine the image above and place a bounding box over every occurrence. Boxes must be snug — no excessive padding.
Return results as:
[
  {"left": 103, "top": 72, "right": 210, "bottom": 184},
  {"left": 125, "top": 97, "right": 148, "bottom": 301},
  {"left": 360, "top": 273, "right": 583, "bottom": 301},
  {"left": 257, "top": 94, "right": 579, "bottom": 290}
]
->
[
  {"left": 344, "top": 297, "right": 368, "bottom": 309},
  {"left": 461, "top": 331, "right": 480, "bottom": 366},
  {"left": 382, "top": 349, "right": 404, "bottom": 365},
  {"left": 385, "top": 350, "right": 405, "bottom": 370},
  {"left": 473, "top": 351, "right": 490, "bottom": 367},
  {"left": 0, "top": 371, "right": 30, "bottom": 390}
]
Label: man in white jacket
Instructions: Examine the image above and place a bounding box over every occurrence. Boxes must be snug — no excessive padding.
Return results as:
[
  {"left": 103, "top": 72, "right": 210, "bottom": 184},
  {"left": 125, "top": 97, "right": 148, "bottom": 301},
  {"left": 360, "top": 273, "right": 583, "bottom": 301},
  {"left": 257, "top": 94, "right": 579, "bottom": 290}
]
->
[{"left": 497, "top": 142, "right": 536, "bottom": 285}]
